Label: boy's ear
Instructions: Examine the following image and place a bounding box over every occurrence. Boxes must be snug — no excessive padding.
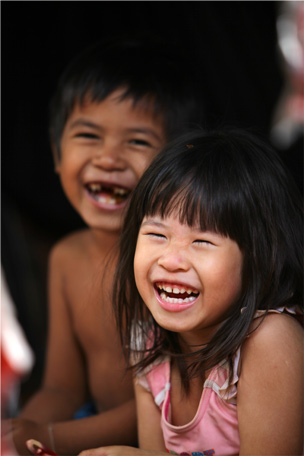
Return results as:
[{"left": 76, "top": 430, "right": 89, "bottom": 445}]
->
[{"left": 51, "top": 141, "right": 61, "bottom": 173}]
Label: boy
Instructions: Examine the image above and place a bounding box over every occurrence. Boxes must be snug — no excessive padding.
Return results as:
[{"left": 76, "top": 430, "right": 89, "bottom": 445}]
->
[{"left": 4, "top": 35, "right": 204, "bottom": 455}]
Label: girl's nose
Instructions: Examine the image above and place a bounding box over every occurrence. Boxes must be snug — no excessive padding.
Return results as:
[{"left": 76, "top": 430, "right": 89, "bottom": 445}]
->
[
  {"left": 157, "top": 247, "right": 190, "bottom": 272},
  {"left": 91, "top": 144, "right": 126, "bottom": 171}
]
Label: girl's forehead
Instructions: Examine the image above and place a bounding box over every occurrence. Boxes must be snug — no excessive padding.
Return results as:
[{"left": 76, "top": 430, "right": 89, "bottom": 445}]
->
[{"left": 141, "top": 213, "right": 207, "bottom": 232}]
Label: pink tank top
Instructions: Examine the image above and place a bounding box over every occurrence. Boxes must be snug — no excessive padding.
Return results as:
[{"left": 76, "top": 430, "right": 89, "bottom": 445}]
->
[{"left": 136, "top": 307, "right": 300, "bottom": 456}]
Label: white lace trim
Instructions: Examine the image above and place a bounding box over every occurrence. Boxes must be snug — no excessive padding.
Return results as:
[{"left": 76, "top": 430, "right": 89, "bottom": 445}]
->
[
  {"left": 155, "top": 382, "right": 171, "bottom": 406},
  {"left": 135, "top": 307, "right": 300, "bottom": 404},
  {"left": 204, "top": 306, "right": 300, "bottom": 403}
]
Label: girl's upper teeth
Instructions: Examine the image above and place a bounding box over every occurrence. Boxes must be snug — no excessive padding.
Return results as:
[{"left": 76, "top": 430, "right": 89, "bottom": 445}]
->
[{"left": 157, "top": 283, "right": 198, "bottom": 295}]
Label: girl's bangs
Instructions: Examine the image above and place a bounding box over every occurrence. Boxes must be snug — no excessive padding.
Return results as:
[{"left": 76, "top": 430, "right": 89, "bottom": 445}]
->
[{"left": 142, "top": 172, "right": 233, "bottom": 238}]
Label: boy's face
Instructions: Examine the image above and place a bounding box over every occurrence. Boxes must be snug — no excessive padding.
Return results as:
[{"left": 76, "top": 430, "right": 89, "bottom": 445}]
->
[{"left": 55, "top": 89, "right": 166, "bottom": 234}]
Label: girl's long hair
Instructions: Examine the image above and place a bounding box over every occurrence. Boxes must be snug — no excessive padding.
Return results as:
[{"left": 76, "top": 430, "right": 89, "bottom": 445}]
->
[{"left": 113, "top": 128, "right": 303, "bottom": 391}]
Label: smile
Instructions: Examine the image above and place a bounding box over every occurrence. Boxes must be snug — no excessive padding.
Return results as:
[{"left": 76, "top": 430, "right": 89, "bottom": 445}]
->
[
  {"left": 86, "top": 182, "right": 131, "bottom": 206},
  {"left": 155, "top": 282, "right": 199, "bottom": 309}
]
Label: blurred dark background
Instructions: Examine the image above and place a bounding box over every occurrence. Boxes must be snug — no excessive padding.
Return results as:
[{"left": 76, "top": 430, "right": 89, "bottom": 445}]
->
[{"left": 2, "top": 1, "right": 303, "bottom": 407}]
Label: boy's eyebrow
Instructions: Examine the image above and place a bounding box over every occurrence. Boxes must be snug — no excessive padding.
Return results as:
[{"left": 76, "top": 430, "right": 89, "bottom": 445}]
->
[
  {"left": 67, "top": 119, "right": 101, "bottom": 131},
  {"left": 67, "top": 120, "right": 163, "bottom": 141},
  {"left": 125, "top": 128, "right": 163, "bottom": 141}
]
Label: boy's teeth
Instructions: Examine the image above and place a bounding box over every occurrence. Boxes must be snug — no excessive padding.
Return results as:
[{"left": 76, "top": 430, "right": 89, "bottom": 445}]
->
[
  {"left": 113, "top": 187, "right": 128, "bottom": 196},
  {"left": 89, "top": 183, "right": 102, "bottom": 192},
  {"left": 87, "top": 183, "right": 129, "bottom": 194},
  {"left": 87, "top": 183, "right": 130, "bottom": 203}
]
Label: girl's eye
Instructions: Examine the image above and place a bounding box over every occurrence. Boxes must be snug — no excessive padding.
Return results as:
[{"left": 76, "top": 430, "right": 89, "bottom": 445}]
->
[
  {"left": 193, "top": 239, "right": 213, "bottom": 246},
  {"left": 129, "top": 139, "right": 151, "bottom": 147},
  {"left": 75, "top": 133, "right": 100, "bottom": 139},
  {"left": 146, "top": 232, "right": 166, "bottom": 239}
]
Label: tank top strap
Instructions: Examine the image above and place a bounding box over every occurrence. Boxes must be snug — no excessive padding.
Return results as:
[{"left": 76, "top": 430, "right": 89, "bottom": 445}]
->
[{"left": 145, "top": 357, "right": 171, "bottom": 407}]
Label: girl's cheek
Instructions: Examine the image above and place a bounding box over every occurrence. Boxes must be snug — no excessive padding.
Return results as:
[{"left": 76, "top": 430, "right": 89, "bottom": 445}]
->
[{"left": 134, "top": 248, "right": 144, "bottom": 289}]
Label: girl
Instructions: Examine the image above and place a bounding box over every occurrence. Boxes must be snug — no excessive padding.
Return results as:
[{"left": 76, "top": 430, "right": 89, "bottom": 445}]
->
[{"left": 80, "top": 129, "right": 303, "bottom": 456}]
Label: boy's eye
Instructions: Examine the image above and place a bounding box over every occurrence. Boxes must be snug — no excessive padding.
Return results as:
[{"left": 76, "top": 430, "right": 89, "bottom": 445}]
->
[
  {"left": 75, "top": 132, "right": 100, "bottom": 140},
  {"left": 129, "top": 139, "right": 151, "bottom": 147}
]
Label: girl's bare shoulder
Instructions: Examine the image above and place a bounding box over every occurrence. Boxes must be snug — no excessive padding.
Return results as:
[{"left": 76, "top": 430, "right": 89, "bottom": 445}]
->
[
  {"left": 237, "top": 312, "right": 303, "bottom": 454},
  {"left": 240, "top": 311, "right": 303, "bottom": 376},
  {"left": 247, "top": 311, "right": 302, "bottom": 345}
]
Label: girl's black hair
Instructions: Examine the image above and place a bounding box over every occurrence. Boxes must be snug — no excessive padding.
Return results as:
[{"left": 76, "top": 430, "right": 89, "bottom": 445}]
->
[
  {"left": 49, "top": 33, "right": 204, "bottom": 157},
  {"left": 113, "top": 128, "right": 303, "bottom": 391}
]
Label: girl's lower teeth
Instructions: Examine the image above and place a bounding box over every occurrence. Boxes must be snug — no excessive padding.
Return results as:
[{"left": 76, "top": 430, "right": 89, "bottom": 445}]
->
[{"left": 160, "top": 292, "right": 196, "bottom": 304}]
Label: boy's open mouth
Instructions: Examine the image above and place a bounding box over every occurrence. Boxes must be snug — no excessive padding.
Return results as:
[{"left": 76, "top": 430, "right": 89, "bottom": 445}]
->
[
  {"left": 155, "top": 282, "right": 199, "bottom": 304},
  {"left": 86, "top": 182, "right": 131, "bottom": 205}
]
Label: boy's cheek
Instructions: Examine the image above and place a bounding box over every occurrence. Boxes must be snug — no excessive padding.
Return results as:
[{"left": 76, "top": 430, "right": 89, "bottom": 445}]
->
[{"left": 134, "top": 150, "right": 162, "bottom": 177}]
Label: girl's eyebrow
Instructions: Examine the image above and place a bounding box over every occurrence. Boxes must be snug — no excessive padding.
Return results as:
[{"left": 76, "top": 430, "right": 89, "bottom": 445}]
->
[
  {"left": 141, "top": 219, "right": 166, "bottom": 228},
  {"left": 141, "top": 218, "right": 223, "bottom": 238}
]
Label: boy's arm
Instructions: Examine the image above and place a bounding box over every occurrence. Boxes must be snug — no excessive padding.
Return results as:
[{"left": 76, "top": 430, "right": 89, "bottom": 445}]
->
[
  {"left": 237, "top": 314, "right": 303, "bottom": 455},
  {"left": 3, "top": 243, "right": 138, "bottom": 455},
  {"left": 74, "top": 383, "right": 167, "bottom": 456},
  {"left": 134, "top": 380, "right": 166, "bottom": 451},
  {"left": 20, "top": 243, "right": 87, "bottom": 422},
  {"left": 4, "top": 399, "right": 137, "bottom": 455}
]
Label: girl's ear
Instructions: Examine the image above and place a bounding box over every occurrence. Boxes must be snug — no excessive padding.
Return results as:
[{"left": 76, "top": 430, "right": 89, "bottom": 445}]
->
[{"left": 51, "top": 141, "right": 61, "bottom": 173}]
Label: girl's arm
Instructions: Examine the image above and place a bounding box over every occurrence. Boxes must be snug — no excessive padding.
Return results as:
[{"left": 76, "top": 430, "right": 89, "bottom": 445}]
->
[
  {"left": 237, "top": 313, "right": 303, "bottom": 455},
  {"left": 134, "top": 380, "right": 167, "bottom": 451},
  {"left": 77, "top": 381, "right": 168, "bottom": 456}
]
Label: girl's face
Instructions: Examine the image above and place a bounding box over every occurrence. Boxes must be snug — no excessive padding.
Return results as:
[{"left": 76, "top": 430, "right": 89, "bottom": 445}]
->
[{"left": 134, "top": 213, "right": 244, "bottom": 348}]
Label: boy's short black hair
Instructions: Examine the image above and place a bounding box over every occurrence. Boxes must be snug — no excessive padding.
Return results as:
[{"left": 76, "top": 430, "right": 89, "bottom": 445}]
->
[{"left": 49, "top": 33, "right": 205, "bottom": 155}]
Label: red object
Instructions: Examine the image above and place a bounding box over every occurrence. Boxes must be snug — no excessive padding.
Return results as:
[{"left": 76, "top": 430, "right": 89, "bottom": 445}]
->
[{"left": 26, "top": 439, "right": 58, "bottom": 456}]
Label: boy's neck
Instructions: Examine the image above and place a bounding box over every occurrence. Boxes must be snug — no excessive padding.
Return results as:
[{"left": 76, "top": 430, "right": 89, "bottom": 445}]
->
[{"left": 88, "top": 227, "right": 120, "bottom": 256}]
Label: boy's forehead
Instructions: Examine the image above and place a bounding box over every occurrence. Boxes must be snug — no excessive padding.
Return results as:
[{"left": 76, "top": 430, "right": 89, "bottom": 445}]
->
[{"left": 65, "top": 89, "right": 166, "bottom": 134}]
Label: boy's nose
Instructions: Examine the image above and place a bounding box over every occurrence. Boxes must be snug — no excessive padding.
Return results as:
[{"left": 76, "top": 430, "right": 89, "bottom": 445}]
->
[
  {"left": 91, "top": 145, "right": 126, "bottom": 171},
  {"left": 157, "top": 247, "right": 190, "bottom": 272}
]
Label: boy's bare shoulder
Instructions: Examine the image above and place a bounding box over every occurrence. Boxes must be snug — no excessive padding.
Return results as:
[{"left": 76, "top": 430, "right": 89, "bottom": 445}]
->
[
  {"left": 51, "top": 228, "right": 90, "bottom": 252},
  {"left": 48, "top": 228, "right": 92, "bottom": 266},
  {"left": 48, "top": 228, "right": 117, "bottom": 278}
]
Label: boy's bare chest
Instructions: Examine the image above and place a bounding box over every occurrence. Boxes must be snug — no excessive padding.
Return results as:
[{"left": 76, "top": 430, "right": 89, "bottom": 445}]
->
[
  {"left": 62, "top": 254, "right": 132, "bottom": 407},
  {"left": 64, "top": 257, "right": 117, "bottom": 350}
]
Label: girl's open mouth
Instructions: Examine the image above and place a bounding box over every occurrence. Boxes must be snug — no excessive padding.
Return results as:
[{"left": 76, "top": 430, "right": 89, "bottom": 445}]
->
[
  {"left": 155, "top": 282, "right": 199, "bottom": 306},
  {"left": 85, "top": 182, "right": 131, "bottom": 206}
]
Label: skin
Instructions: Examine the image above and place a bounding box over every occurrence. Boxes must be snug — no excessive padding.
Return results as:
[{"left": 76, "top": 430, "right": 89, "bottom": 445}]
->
[
  {"left": 134, "top": 214, "right": 243, "bottom": 344},
  {"left": 2, "top": 90, "right": 166, "bottom": 455},
  {"left": 78, "top": 214, "right": 303, "bottom": 455}
]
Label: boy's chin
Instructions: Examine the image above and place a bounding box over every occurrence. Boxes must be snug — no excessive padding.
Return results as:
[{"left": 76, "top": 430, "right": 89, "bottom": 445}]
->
[{"left": 86, "top": 212, "right": 125, "bottom": 235}]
